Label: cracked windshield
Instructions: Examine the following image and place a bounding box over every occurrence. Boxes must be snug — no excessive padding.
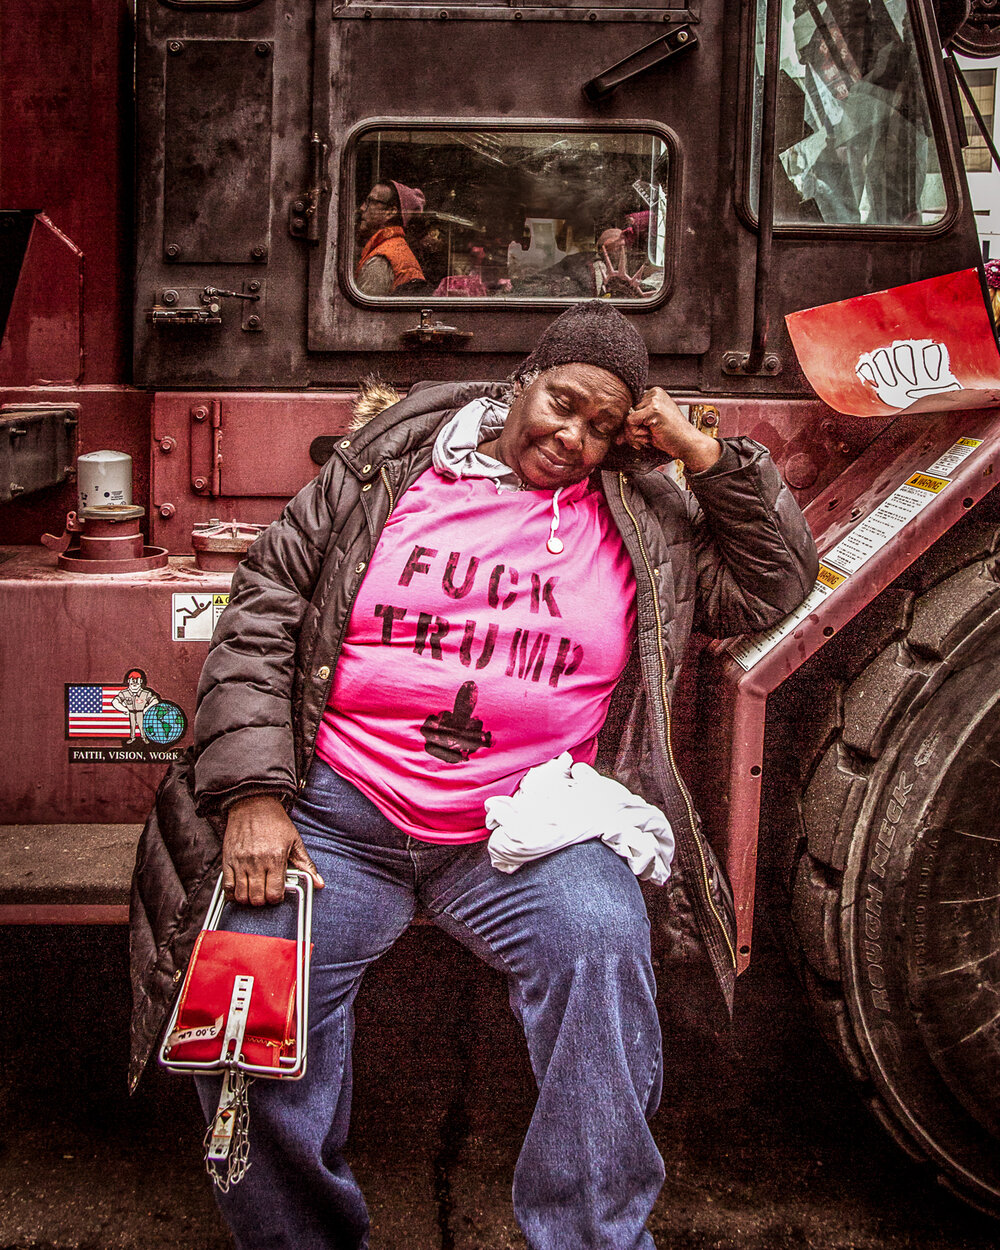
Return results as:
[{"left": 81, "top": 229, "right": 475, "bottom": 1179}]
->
[
  {"left": 753, "top": 0, "right": 947, "bottom": 225},
  {"left": 350, "top": 129, "right": 670, "bottom": 300}
]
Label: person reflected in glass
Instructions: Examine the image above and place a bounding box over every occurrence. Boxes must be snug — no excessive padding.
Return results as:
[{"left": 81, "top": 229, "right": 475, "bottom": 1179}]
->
[{"left": 355, "top": 180, "right": 426, "bottom": 295}]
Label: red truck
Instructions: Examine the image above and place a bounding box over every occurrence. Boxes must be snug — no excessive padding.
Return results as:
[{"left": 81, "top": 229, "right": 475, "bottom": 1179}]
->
[{"left": 1, "top": 0, "right": 998, "bottom": 1216}]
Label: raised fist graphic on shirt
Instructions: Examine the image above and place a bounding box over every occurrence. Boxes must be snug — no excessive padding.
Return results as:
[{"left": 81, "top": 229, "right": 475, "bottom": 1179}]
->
[{"left": 420, "top": 681, "right": 493, "bottom": 763}]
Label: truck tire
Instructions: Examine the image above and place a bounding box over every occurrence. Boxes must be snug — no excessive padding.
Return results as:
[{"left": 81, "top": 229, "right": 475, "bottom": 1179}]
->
[{"left": 772, "top": 512, "right": 1000, "bottom": 1214}]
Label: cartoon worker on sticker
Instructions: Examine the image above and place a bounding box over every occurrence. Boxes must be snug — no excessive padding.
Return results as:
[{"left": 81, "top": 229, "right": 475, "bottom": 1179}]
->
[{"left": 112, "top": 668, "right": 161, "bottom": 744}]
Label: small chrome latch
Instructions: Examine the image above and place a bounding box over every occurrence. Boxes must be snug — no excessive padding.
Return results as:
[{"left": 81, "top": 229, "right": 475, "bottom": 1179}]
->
[{"left": 400, "top": 309, "right": 474, "bottom": 348}]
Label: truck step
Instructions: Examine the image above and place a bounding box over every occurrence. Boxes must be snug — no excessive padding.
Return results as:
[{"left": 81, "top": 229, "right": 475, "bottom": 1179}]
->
[{"left": 0, "top": 823, "right": 140, "bottom": 922}]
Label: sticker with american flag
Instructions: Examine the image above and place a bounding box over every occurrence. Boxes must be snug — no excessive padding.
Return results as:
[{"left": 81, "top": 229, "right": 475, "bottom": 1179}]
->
[{"left": 65, "top": 685, "right": 130, "bottom": 738}]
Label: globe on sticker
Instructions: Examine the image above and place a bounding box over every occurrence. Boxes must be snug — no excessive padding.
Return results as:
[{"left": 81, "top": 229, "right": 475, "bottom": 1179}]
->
[{"left": 142, "top": 700, "right": 187, "bottom": 746}]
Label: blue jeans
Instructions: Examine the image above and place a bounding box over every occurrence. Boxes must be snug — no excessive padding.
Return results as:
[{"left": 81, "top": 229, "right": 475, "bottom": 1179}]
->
[{"left": 197, "top": 760, "right": 663, "bottom": 1249}]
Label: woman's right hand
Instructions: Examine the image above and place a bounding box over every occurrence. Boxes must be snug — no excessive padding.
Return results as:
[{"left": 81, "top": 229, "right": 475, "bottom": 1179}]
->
[{"left": 222, "top": 794, "right": 325, "bottom": 906}]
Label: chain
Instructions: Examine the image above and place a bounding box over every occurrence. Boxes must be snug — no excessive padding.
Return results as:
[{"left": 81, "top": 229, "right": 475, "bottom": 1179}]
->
[{"left": 204, "top": 1071, "right": 254, "bottom": 1191}]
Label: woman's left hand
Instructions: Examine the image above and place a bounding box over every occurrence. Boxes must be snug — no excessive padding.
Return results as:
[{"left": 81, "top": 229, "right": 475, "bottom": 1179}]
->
[{"left": 623, "top": 387, "right": 722, "bottom": 473}]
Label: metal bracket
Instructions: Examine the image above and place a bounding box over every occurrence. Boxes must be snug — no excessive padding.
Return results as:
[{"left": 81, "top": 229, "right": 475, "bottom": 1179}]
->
[
  {"left": 400, "top": 308, "right": 474, "bottom": 348},
  {"left": 0, "top": 405, "right": 78, "bottom": 502},
  {"left": 289, "top": 133, "right": 330, "bottom": 243},
  {"left": 333, "top": 5, "right": 696, "bottom": 23},
  {"left": 722, "top": 351, "right": 782, "bottom": 377},
  {"left": 190, "top": 399, "right": 223, "bottom": 496}
]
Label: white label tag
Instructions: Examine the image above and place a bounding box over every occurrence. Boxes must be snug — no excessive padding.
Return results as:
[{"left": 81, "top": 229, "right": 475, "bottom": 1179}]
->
[
  {"left": 166, "top": 1014, "right": 224, "bottom": 1051},
  {"left": 172, "top": 592, "right": 231, "bottom": 641}
]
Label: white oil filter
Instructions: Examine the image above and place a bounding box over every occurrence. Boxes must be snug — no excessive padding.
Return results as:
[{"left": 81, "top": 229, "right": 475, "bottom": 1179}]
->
[{"left": 78, "top": 450, "right": 133, "bottom": 510}]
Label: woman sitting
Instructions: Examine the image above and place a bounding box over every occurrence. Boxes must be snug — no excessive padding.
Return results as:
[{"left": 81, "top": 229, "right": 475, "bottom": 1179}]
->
[{"left": 133, "top": 301, "right": 817, "bottom": 1250}]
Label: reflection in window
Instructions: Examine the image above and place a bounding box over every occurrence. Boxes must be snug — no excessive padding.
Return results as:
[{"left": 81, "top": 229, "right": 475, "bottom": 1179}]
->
[
  {"left": 350, "top": 129, "right": 670, "bottom": 300},
  {"left": 750, "top": 0, "right": 946, "bottom": 226},
  {"left": 959, "top": 68, "right": 996, "bottom": 175}
]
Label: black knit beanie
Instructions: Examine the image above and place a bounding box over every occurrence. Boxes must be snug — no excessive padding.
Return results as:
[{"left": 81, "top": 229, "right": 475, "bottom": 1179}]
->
[{"left": 512, "top": 301, "right": 649, "bottom": 406}]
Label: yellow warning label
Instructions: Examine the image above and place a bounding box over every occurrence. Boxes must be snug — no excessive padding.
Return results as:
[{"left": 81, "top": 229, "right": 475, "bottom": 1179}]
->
[
  {"left": 213, "top": 593, "right": 230, "bottom": 607},
  {"left": 956, "top": 438, "right": 983, "bottom": 449},
  {"left": 905, "top": 473, "right": 948, "bottom": 494},
  {"left": 817, "top": 564, "right": 847, "bottom": 591}
]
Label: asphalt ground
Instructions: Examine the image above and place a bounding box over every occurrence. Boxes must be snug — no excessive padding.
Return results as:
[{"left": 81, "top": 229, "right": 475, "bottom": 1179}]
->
[{"left": 0, "top": 919, "right": 997, "bottom": 1250}]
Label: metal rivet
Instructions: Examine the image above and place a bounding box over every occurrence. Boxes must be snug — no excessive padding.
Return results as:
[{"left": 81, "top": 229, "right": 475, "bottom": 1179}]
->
[
  {"left": 355, "top": 562, "right": 366, "bottom": 574},
  {"left": 340, "top": 439, "right": 351, "bottom": 448},
  {"left": 172, "top": 968, "right": 183, "bottom": 982},
  {"left": 318, "top": 666, "right": 331, "bottom": 680},
  {"left": 167, "top": 40, "right": 184, "bottom": 55},
  {"left": 165, "top": 244, "right": 180, "bottom": 258},
  {"left": 361, "top": 482, "right": 372, "bottom": 492},
  {"left": 247, "top": 280, "right": 261, "bottom": 293},
  {"left": 677, "top": 29, "right": 688, "bottom": 41},
  {"left": 193, "top": 477, "right": 207, "bottom": 491},
  {"left": 362, "top": 463, "right": 372, "bottom": 473},
  {"left": 251, "top": 245, "right": 267, "bottom": 261},
  {"left": 246, "top": 315, "right": 261, "bottom": 330}
]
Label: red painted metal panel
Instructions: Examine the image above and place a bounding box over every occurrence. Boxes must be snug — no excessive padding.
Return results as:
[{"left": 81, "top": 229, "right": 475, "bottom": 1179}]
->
[
  {"left": 786, "top": 268, "right": 1000, "bottom": 419},
  {"left": 0, "top": 0, "right": 132, "bottom": 383},
  {"left": 692, "top": 407, "right": 1000, "bottom": 970},
  {"left": 0, "top": 217, "right": 82, "bottom": 386},
  {"left": 151, "top": 392, "right": 355, "bottom": 550},
  {"left": 0, "top": 549, "right": 231, "bottom": 825}
]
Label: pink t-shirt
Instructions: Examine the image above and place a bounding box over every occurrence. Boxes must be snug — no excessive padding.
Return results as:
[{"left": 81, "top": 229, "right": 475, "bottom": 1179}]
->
[{"left": 315, "top": 467, "right": 636, "bottom": 842}]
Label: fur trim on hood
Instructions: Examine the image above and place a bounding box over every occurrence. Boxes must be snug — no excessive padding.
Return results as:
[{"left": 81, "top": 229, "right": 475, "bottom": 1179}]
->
[{"left": 351, "top": 374, "right": 401, "bottom": 431}]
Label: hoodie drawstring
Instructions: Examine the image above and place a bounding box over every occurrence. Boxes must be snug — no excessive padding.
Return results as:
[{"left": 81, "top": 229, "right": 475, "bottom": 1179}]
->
[{"left": 547, "top": 488, "right": 565, "bottom": 555}]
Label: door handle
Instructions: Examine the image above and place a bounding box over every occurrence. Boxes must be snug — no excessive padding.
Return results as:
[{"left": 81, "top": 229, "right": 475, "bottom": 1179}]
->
[{"left": 583, "top": 24, "right": 698, "bottom": 103}]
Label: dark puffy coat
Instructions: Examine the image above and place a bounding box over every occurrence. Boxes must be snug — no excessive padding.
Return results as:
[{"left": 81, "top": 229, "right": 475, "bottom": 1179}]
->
[{"left": 129, "top": 381, "right": 817, "bottom": 1089}]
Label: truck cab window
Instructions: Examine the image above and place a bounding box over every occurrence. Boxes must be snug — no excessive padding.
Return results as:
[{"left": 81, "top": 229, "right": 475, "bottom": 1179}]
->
[
  {"left": 750, "top": 0, "right": 947, "bottom": 226},
  {"left": 348, "top": 128, "right": 672, "bottom": 302}
]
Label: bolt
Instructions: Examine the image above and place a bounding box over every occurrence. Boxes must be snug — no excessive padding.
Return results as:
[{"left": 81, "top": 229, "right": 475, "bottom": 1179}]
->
[
  {"left": 251, "top": 245, "right": 267, "bottom": 261},
  {"left": 158, "top": 502, "right": 176, "bottom": 519},
  {"left": 291, "top": 216, "right": 305, "bottom": 231},
  {"left": 9, "top": 482, "right": 25, "bottom": 496},
  {"left": 167, "top": 40, "right": 183, "bottom": 55},
  {"left": 246, "top": 314, "right": 261, "bottom": 329},
  {"left": 255, "top": 42, "right": 271, "bottom": 56},
  {"left": 293, "top": 200, "right": 307, "bottom": 214},
  {"left": 439, "top": 8, "right": 448, "bottom": 15},
  {"left": 162, "top": 290, "right": 178, "bottom": 305},
  {"left": 677, "top": 29, "right": 688, "bottom": 41},
  {"left": 587, "top": 9, "right": 598, "bottom": 18},
  {"left": 821, "top": 420, "right": 836, "bottom": 434},
  {"left": 193, "top": 477, "right": 207, "bottom": 491},
  {"left": 513, "top": 8, "right": 523, "bottom": 15},
  {"left": 247, "top": 280, "right": 261, "bottom": 293},
  {"left": 839, "top": 442, "right": 851, "bottom": 455},
  {"left": 763, "top": 355, "right": 780, "bottom": 373},
  {"left": 158, "top": 436, "right": 177, "bottom": 453},
  {"left": 363, "top": 7, "right": 372, "bottom": 15},
  {"left": 165, "top": 244, "right": 180, "bottom": 258},
  {"left": 701, "top": 412, "right": 719, "bottom": 428},
  {"left": 192, "top": 406, "right": 209, "bottom": 422}
]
